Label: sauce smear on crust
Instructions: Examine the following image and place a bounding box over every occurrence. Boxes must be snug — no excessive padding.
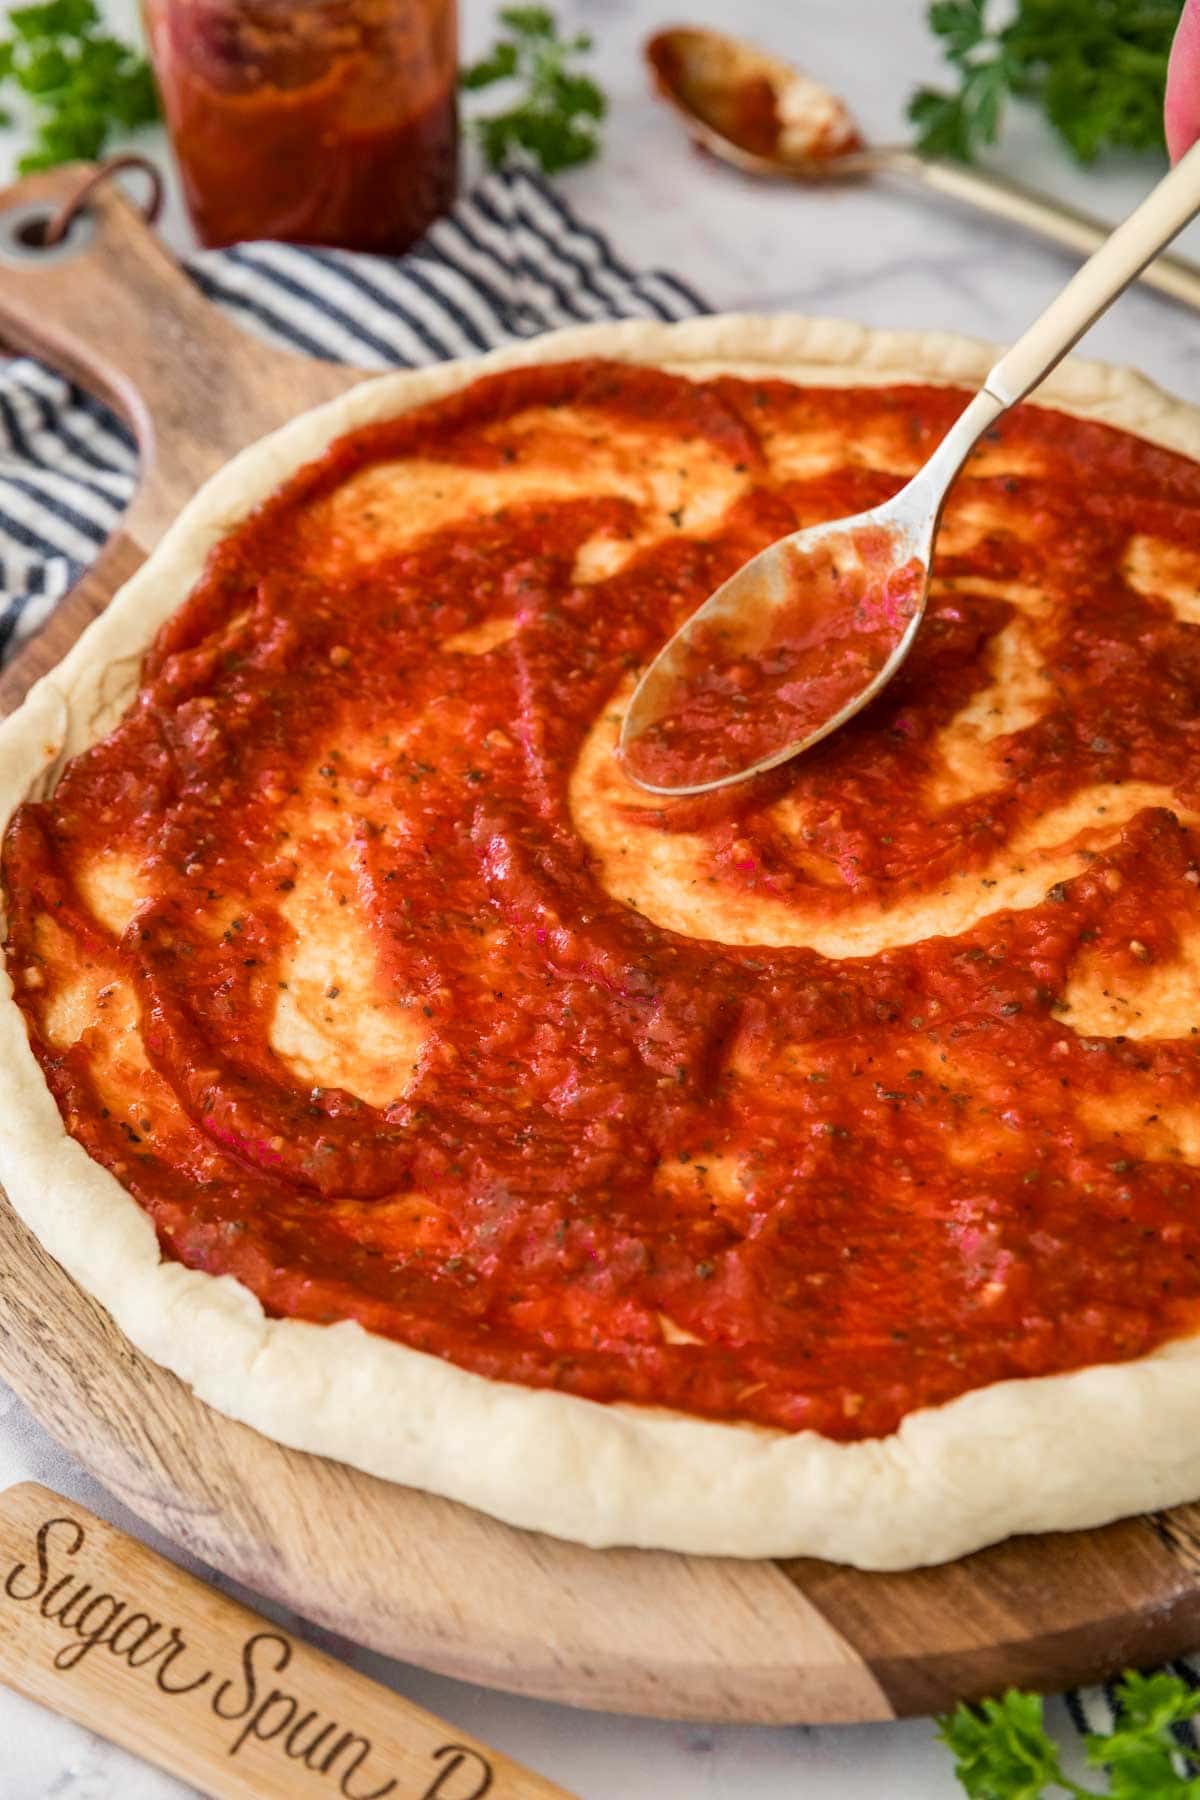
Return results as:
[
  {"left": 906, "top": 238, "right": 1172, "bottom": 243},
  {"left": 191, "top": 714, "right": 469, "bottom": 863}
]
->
[{"left": 7, "top": 358, "right": 1200, "bottom": 1440}]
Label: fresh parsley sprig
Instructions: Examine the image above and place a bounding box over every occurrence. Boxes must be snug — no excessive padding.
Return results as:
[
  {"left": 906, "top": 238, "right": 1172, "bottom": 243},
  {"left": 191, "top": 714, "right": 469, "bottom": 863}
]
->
[
  {"left": 908, "top": 0, "right": 1181, "bottom": 165},
  {"left": 0, "top": 0, "right": 158, "bottom": 174},
  {"left": 939, "top": 1670, "right": 1200, "bottom": 1798},
  {"left": 461, "top": 6, "right": 606, "bottom": 175}
]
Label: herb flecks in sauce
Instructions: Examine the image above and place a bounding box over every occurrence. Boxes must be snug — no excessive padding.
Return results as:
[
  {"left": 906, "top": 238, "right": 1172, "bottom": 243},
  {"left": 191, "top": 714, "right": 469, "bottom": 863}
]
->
[{"left": 7, "top": 359, "right": 1200, "bottom": 1440}]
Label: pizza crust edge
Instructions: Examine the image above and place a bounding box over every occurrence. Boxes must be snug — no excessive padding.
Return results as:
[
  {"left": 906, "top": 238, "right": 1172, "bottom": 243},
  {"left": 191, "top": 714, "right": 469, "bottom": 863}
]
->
[{"left": 2, "top": 311, "right": 1198, "bottom": 1571}]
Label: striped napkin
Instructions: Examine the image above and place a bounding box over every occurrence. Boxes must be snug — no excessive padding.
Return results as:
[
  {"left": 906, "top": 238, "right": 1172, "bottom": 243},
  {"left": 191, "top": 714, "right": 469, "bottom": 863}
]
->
[
  {"left": 0, "top": 156, "right": 1193, "bottom": 1761},
  {"left": 0, "top": 163, "right": 705, "bottom": 666}
]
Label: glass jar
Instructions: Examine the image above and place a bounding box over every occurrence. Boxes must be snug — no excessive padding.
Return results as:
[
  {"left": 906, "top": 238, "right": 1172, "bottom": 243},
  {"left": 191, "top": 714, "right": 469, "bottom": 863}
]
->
[{"left": 143, "top": 0, "right": 458, "bottom": 253}]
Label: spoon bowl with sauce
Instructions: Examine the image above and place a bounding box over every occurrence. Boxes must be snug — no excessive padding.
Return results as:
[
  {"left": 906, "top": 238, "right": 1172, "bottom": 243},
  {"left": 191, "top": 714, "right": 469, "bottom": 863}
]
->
[
  {"left": 620, "top": 138, "right": 1200, "bottom": 796},
  {"left": 622, "top": 515, "right": 932, "bottom": 795},
  {"left": 646, "top": 26, "right": 1200, "bottom": 311},
  {"left": 645, "top": 26, "right": 872, "bottom": 178}
]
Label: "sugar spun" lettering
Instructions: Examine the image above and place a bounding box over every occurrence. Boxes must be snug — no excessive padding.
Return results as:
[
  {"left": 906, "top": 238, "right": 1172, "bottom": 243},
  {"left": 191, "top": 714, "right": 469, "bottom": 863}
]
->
[{"left": 4, "top": 1514, "right": 493, "bottom": 1799}]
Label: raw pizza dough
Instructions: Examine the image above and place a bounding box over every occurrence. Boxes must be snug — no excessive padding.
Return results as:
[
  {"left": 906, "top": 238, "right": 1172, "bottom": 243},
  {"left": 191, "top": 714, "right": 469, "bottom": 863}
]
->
[{"left": 3, "top": 313, "right": 1200, "bottom": 1571}]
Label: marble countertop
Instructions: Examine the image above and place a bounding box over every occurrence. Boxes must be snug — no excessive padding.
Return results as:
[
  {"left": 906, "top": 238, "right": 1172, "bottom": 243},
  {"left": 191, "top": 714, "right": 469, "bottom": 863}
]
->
[{"left": 1, "top": 0, "right": 1196, "bottom": 1793}]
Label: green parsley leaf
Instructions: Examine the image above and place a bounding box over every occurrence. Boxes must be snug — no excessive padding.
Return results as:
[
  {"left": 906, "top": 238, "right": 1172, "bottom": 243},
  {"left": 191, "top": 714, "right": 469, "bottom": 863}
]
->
[
  {"left": 498, "top": 7, "right": 557, "bottom": 40},
  {"left": 938, "top": 1671, "right": 1200, "bottom": 1799},
  {"left": 461, "top": 5, "right": 606, "bottom": 175},
  {"left": 10, "top": 2, "right": 100, "bottom": 42},
  {"left": 938, "top": 1690, "right": 1074, "bottom": 1799},
  {"left": 928, "top": 0, "right": 989, "bottom": 65},
  {"left": 907, "top": 86, "right": 975, "bottom": 160},
  {"left": 0, "top": 0, "right": 158, "bottom": 175},
  {"left": 461, "top": 42, "right": 519, "bottom": 90},
  {"left": 1086, "top": 1671, "right": 1200, "bottom": 1799},
  {"left": 908, "top": 0, "right": 1181, "bottom": 164}
]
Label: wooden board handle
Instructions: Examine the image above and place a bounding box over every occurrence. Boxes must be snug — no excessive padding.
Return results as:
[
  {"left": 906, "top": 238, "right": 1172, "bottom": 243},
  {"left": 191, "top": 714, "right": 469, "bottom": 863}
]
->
[
  {"left": 0, "top": 163, "right": 360, "bottom": 546},
  {"left": 0, "top": 1482, "right": 578, "bottom": 1800}
]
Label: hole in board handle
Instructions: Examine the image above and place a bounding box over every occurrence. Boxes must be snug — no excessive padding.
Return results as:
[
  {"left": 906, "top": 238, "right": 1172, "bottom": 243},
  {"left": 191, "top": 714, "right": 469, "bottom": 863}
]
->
[{"left": 0, "top": 202, "right": 96, "bottom": 266}]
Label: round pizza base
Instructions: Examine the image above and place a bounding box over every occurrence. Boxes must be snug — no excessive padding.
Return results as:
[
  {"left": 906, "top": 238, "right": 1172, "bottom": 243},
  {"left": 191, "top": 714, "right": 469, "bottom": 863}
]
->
[{"left": 3, "top": 312, "right": 1200, "bottom": 1571}]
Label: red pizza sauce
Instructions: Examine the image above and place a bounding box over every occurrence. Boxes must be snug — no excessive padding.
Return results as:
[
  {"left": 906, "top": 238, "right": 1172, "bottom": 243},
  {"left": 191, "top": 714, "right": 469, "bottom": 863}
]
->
[
  {"left": 7, "top": 358, "right": 1200, "bottom": 1441},
  {"left": 623, "top": 526, "right": 925, "bottom": 790}
]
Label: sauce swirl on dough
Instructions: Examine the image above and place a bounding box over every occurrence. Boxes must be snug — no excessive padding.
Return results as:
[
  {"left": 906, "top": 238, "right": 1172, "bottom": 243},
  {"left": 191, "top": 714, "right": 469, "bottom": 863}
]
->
[{"left": 7, "top": 359, "right": 1200, "bottom": 1439}]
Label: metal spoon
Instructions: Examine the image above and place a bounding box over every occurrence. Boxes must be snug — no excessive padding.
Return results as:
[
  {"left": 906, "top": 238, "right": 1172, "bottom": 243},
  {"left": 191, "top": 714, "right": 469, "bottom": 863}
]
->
[
  {"left": 645, "top": 26, "right": 1200, "bottom": 312},
  {"left": 620, "top": 138, "right": 1200, "bottom": 797}
]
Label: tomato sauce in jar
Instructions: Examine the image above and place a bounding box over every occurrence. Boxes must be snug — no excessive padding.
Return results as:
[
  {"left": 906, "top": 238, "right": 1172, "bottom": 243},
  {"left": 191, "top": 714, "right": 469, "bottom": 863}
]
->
[{"left": 144, "top": 0, "right": 458, "bottom": 252}]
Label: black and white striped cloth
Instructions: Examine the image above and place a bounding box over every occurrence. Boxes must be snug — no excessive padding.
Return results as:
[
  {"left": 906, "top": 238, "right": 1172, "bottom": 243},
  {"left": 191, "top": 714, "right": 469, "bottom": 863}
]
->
[{"left": 0, "top": 164, "right": 705, "bottom": 666}]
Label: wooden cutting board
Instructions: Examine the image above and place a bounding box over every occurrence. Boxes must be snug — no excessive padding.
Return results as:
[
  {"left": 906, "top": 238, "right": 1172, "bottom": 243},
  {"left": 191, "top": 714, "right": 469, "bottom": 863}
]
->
[{"left": 2, "top": 163, "right": 1200, "bottom": 1727}]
